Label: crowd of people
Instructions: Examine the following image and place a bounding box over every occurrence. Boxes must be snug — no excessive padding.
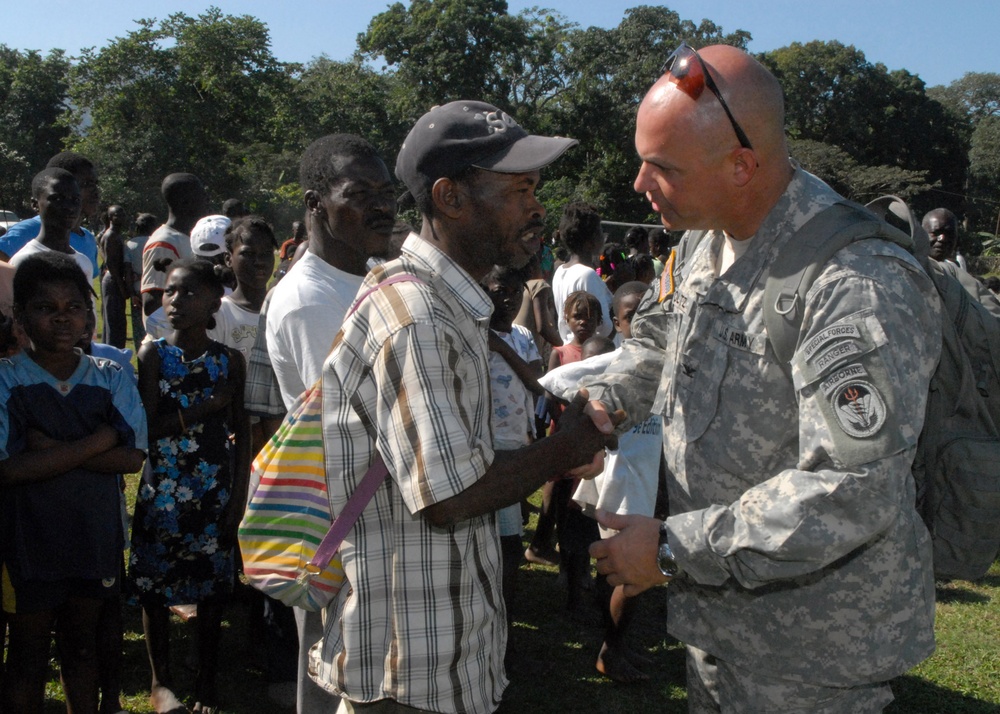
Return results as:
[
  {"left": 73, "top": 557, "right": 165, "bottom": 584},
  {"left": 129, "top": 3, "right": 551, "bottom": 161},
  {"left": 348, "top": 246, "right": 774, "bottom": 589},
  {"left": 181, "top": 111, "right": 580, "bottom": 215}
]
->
[{"left": 0, "top": 42, "right": 993, "bottom": 714}]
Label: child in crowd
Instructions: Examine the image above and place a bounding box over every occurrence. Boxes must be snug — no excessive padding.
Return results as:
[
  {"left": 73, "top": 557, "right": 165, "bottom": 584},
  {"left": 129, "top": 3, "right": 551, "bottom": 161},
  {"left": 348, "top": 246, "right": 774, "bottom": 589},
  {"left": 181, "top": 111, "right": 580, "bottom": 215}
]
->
[
  {"left": 482, "top": 265, "right": 543, "bottom": 664},
  {"left": 549, "top": 290, "right": 603, "bottom": 371},
  {"left": 0, "top": 252, "right": 147, "bottom": 713},
  {"left": 527, "top": 290, "right": 605, "bottom": 568},
  {"left": 627, "top": 253, "right": 656, "bottom": 286},
  {"left": 623, "top": 225, "right": 649, "bottom": 258},
  {"left": 596, "top": 242, "right": 635, "bottom": 296},
  {"left": 129, "top": 258, "right": 250, "bottom": 714},
  {"left": 125, "top": 213, "right": 159, "bottom": 352},
  {"left": 542, "top": 281, "right": 664, "bottom": 683},
  {"left": 551, "top": 203, "right": 612, "bottom": 344},
  {"left": 547, "top": 290, "right": 604, "bottom": 615},
  {"left": 649, "top": 227, "right": 672, "bottom": 278},
  {"left": 208, "top": 215, "right": 276, "bottom": 366}
]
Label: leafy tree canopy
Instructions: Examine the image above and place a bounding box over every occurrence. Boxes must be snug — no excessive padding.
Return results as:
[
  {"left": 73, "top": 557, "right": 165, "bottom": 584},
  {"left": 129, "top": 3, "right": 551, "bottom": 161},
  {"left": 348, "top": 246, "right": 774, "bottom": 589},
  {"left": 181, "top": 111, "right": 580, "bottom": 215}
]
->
[
  {"left": 760, "top": 41, "right": 967, "bottom": 218},
  {"left": 68, "top": 7, "right": 295, "bottom": 217},
  {"left": 1, "top": 3, "right": 994, "bottom": 238},
  {"left": 0, "top": 47, "right": 70, "bottom": 213}
]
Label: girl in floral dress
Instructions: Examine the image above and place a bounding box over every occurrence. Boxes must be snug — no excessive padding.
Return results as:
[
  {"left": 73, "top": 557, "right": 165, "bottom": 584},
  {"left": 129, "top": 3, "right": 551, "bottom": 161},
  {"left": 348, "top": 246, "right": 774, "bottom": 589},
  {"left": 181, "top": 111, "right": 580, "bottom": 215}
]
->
[{"left": 129, "top": 258, "right": 250, "bottom": 714}]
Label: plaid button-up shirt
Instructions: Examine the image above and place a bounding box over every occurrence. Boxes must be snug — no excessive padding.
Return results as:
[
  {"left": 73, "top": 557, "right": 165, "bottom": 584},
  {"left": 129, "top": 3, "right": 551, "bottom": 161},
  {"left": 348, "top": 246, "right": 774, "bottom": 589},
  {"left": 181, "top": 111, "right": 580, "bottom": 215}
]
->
[
  {"left": 243, "top": 290, "right": 286, "bottom": 420},
  {"left": 312, "top": 234, "right": 506, "bottom": 714}
]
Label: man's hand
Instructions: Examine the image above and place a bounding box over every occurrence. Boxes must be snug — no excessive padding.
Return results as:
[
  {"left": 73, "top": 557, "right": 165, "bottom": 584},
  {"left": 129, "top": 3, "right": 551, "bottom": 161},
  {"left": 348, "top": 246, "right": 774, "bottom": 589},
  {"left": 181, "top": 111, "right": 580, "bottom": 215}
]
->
[
  {"left": 565, "top": 449, "right": 606, "bottom": 480},
  {"left": 556, "top": 390, "right": 624, "bottom": 471},
  {"left": 590, "top": 509, "right": 670, "bottom": 597}
]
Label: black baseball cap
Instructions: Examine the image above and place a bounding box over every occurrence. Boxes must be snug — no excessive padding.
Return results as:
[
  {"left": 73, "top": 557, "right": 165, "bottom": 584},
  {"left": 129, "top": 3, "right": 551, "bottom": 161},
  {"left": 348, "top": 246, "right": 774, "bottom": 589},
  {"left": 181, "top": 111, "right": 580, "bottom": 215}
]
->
[{"left": 395, "top": 100, "right": 578, "bottom": 205}]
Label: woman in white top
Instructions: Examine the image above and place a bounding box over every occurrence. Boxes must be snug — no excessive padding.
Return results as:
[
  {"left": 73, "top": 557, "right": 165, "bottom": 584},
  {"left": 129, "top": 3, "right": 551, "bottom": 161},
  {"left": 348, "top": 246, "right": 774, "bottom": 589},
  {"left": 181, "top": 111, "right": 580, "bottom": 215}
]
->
[{"left": 551, "top": 202, "right": 613, "bottom": 343}]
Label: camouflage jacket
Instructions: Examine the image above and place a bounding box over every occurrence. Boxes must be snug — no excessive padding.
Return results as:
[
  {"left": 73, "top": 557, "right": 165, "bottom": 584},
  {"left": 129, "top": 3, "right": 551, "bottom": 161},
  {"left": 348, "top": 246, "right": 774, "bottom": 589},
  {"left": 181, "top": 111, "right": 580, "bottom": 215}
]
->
[{"left": 583, "top": 168, "right": 941, "bottom": 685}]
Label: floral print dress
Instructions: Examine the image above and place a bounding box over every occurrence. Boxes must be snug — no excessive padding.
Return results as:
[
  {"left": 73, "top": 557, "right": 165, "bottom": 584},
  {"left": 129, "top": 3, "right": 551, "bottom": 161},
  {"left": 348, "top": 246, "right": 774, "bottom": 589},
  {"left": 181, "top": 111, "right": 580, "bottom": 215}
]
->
[{"left": 129, "top": 339, "right": 234, "bottom": 606}]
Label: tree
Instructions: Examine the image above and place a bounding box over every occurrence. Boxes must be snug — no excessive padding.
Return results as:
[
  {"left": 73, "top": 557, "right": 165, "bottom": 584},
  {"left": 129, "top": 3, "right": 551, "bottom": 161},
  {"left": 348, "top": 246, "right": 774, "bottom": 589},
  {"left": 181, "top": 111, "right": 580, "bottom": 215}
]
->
[
  {"left": 929, "top": 72, "right": 1000, "bottom": 124},
  {"left": 295, "top": 57, "right": 410, "bottom": 162},
  {"left": 760, "top": 41, "right": 967, "bottom": 217},
  {"left": 929, "top": 73, "right": 1000, "bottom": 234},
  {"left": 358, "top": 0, "right": 594, "bottom": 225},
  {"left": 0, "top": 46, "right": 71, "bottom": 213},
  {"left": 358, "top": 0, "right": 546, "bottom": 118},
  {"left": 967, "top": 116, "right": 1000, "bottom": 234},
  {"left": 788, "top": 139, "right": 932, "bottom": 204},
  {"left": 68, "top": 8, "right": 297, "bottom": 218}
]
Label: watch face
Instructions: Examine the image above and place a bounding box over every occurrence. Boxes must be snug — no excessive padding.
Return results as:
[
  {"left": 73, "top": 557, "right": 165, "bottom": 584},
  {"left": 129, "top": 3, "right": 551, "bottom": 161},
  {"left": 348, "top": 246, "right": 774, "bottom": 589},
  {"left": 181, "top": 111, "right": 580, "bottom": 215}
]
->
[{"left": 658, "top": 543, "right": 678, "bottom": 578}]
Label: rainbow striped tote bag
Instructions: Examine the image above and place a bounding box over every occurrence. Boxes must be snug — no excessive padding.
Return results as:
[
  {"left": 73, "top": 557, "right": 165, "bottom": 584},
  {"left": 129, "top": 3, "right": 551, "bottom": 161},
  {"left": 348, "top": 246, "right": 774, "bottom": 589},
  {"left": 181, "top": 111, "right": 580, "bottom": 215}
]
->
[
  {"left": 238, "top": 275, "right": 422, "bottom": 610},
  {"left": 238, "top": 379, "right": 389, "bottom": 611}
]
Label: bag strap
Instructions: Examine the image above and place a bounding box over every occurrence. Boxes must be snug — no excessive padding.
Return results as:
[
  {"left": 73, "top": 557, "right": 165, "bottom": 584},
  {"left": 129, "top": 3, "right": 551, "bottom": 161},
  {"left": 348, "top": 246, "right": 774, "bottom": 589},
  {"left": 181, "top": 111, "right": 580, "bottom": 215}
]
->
[
  {"left": 307, "top": 453, "right": 388, "bottom": 572},
  {"left": 307, "top": 272, "right": 427, "bottom": 572},
  {"left": 762, "top": 200, "right": 913, "bottom": 365},
  {"left": 347, "top": 273, "right": 425, "bottom": 319}
]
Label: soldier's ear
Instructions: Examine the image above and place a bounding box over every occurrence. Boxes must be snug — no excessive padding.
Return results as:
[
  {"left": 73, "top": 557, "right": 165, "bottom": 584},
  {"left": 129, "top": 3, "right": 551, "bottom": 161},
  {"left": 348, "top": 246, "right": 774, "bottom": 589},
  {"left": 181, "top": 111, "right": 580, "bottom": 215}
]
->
[{"left": 731, "top": 147, "right": 758, "bottom": 188}]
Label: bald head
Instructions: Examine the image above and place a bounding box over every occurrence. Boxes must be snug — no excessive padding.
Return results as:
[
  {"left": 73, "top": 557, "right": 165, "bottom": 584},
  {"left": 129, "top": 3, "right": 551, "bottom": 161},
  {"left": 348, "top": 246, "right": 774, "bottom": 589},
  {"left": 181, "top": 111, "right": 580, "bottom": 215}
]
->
[
  {"left": 922, "top": 208, "right": 959, "bottom": 262},
  {"left": 634, "top": 44, "right": 793, "bottom": 238},
  {"left": 697, "top": 46, "right": 786, "bottom": 156},
  {"left": 161, "top": 172, "right": 209, "bottom": 234}
]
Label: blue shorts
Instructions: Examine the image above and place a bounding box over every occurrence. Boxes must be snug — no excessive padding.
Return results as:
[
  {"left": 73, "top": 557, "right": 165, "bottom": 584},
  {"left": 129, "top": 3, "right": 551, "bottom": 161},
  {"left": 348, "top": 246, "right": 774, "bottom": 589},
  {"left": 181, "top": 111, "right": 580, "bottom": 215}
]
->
[
  {"left": 497, "top": 503, "right": 523, "bottom": 537},
  {"left": 2, "top": 563, "right": 120, "bottom": 615}
]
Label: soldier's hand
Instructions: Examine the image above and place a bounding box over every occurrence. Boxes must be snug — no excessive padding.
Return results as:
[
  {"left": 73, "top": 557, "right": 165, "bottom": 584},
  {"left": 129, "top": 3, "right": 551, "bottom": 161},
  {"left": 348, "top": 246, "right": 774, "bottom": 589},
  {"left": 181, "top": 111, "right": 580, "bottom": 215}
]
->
[
  {"left": 590, "top": 510, "right": 670, "bottom": 597},
  {"left": 584, "top": 399, "right": 618, "bottom": 436},
  {"left": 558, "top": 390, "right": 624, "bottom": 457}
]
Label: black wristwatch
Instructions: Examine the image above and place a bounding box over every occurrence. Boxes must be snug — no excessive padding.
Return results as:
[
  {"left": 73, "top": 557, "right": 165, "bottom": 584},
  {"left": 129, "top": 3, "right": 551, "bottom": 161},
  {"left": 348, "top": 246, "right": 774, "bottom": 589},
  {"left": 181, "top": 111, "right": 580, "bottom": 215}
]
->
[{"left": 657, "top": 522, "right": 680, "bottom": 579}]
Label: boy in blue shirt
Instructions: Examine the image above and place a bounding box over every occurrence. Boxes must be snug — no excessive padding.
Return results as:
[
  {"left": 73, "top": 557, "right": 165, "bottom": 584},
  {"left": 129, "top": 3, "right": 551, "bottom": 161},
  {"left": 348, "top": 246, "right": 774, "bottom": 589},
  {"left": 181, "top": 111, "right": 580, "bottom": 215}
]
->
[
  {"left": 0, "top": 152, "right": 100, "bottom": 277},
  {"left": 0, "top": 251, "right": 146, "bottom": 713}
]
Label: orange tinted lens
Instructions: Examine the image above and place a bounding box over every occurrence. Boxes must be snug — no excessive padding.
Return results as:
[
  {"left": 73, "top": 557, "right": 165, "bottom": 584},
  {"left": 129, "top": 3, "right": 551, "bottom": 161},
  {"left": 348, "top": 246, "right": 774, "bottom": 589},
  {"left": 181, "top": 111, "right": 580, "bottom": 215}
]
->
[{"left": 667, "top": 48, "right": 705, "bottom": 99}]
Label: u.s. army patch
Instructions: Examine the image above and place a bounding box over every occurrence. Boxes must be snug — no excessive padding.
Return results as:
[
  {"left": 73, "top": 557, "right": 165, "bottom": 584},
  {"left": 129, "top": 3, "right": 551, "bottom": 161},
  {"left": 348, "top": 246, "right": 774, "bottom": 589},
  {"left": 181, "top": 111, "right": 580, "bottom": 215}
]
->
[{"left": 832, "top": 381, "right": 886, "bottom": 438}]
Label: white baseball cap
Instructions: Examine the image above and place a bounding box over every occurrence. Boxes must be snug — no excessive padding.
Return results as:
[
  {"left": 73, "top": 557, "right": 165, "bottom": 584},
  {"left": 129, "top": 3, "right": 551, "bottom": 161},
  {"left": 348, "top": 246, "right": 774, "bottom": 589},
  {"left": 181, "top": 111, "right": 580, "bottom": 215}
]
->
[{"left": 190, "top": 215, "right": 231, "bottom": 258}]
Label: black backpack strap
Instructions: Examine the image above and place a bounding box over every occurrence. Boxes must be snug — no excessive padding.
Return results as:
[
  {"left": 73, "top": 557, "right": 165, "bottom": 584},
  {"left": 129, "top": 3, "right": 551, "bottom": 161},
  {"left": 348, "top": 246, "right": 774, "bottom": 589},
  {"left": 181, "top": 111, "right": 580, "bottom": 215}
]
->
[{"left": 763, "top": 201, "right": 913, "bottom": 365}]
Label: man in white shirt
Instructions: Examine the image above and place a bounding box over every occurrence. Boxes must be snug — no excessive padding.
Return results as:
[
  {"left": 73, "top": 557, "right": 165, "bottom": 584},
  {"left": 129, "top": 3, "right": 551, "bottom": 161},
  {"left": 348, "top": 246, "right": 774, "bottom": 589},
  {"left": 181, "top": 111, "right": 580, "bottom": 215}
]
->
[{"left": 264, "top": 133, "right": 396, "bottom": 714}]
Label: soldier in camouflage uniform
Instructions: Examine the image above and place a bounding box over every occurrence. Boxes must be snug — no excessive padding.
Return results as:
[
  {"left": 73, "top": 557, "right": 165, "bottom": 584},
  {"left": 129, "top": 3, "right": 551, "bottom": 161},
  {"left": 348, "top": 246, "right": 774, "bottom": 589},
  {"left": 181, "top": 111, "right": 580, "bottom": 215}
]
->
[{"left": 585, "top": 45, "right": 941, "bottom": 712}]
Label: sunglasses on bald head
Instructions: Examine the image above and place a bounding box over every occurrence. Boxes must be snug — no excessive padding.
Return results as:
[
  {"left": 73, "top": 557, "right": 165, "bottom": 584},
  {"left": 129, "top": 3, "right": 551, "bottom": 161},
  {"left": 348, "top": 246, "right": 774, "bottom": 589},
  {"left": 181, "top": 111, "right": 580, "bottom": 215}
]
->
[{"left": 660, "top": 42, "right": 753, "bottom": 151}]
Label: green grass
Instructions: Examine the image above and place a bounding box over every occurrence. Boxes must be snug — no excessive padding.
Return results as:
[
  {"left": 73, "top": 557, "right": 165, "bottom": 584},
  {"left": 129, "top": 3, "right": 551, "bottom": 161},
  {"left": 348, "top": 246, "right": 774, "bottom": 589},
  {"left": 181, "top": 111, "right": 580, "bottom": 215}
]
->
[{"left": 33, "top": 478, "right": 1000, "bottom": 712}]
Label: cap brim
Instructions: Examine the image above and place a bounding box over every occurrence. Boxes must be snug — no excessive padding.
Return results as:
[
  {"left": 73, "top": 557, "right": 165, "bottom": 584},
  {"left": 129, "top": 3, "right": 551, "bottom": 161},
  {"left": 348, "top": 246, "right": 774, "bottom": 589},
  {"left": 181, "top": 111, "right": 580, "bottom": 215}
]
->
[{"left": 472, "top": 135, "right": 578, "bottom": 173}]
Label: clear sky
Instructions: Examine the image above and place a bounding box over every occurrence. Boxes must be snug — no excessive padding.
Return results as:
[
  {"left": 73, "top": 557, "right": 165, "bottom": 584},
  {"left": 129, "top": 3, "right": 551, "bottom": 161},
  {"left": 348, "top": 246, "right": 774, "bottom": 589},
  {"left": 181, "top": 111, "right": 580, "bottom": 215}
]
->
[{"left": 4, "top": 0, "right": 996, "bottom": 89}]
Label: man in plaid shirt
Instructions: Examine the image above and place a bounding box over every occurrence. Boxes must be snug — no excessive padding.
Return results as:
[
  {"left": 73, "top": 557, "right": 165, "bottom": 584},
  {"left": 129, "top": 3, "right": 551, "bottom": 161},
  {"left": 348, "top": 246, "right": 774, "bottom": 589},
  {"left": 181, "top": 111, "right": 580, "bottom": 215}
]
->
[{"left": 313, "top": 102, "right": 619, "bottom": 714}]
